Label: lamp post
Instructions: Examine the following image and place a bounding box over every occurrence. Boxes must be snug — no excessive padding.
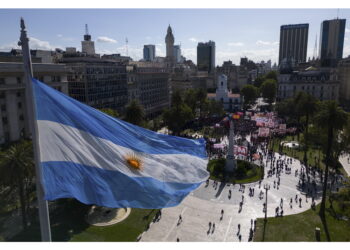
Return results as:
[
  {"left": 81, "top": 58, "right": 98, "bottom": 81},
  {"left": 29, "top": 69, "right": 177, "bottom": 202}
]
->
[{"left": 264, "top": 183, "right": 270, "bottom": 221}]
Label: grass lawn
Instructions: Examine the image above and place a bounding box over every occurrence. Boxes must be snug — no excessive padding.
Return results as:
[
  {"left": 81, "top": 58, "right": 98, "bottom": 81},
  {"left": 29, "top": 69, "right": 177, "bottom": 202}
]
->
[
  {"left": 207, "top": 158, "right": 264, "bottom": 184},
  {"left": 254, "top": 201, "right": 350, "bottom": 242},
  {"left": 9, "top": 199, "right": 159, "bottom": 242}
]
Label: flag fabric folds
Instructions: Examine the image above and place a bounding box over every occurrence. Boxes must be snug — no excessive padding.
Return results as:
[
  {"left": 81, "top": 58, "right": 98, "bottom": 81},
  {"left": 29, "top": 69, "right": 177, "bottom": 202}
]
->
[{"left": 32, "top": 78, "right": 209, "bottom": 209}]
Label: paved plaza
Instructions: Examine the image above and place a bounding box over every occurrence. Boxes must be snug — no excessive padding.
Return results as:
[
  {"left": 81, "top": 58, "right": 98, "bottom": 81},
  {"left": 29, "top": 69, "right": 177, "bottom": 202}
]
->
[{"left": 140, "top": 152, "right": 328, "bottom": 242}]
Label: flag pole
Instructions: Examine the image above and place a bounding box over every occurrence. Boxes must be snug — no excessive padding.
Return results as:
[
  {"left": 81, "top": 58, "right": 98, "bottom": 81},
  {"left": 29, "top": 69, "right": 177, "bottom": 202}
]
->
[{"left": 18, "top": 18, "right": 52, "bottom": 242}]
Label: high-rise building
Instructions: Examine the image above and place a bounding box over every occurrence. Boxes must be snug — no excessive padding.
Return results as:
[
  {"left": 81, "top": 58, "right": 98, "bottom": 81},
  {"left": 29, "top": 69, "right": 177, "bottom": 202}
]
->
[
  {"left": 173, "top": 45, "right": 181, "bottom": 63},
  {"left": 165, "top": 25, "right": 175, "bottom": 61},
  {"left": 0, "top": 51, "right": 68, "bottom": 144},
  {"left": 127, "top": 61, "right": 170, "bottom": 117},
  {"left": 197, "top": 41, "right": 215, "bottom": 73},
  {"left": 82, "top": 24, "right": 95, "bottom": 56},
  {"left": 319, "top": 18, "right": 346, "bottom": 67},
  {"left": 60, "top": 55, "right": 128, "bottom": 113},
  {"left": 143, "top": 44, "right": 156, "bottom": 62},
  {"left": 279, "top": 24, "right": 309, "bottom": 65}
]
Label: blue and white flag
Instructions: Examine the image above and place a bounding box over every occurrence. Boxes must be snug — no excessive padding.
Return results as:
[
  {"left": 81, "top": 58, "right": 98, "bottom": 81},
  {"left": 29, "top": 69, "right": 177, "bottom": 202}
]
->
[{"left": 32, "top": 78, "right": 209, "bottom": 209}]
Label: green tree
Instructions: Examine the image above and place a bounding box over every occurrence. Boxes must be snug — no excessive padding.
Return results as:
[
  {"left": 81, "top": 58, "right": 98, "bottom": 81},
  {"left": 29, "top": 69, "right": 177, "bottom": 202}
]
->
[
  {"left": 260, "top": 79, "right": 277, "bottom": 107},
  {"left": 163, "top": 103, "right": 194, "bottom": 135},
  {"left": 314, "top": 101, "right": 348, "bottom": 220},
  {"left": 0, "top": 140, "right": 34, "bottom": 229},
  {"left": 171, "top": 90, "right": 183, "bottom": 109},
  {"left": 208, "top": 99, "right": 225, "bottom": 117},
  {"left": 184, "top": 89, "right": 197, "bottom": 114},
  {"left": 241, "top": 84, "right": 258, "bottom": 110},
  {"left": 124, "top": 100, "right": 145, "bottom": 126},
  {"left": 196, "top": 88, "right": 207, "bottom": 117},
  {"left": 99, "top": 108, "right": 119, "bottom": 118},
  {"left": 275, "top": 98, "right": 297, "bottom": 124},
  {"left": 254, "top": 76, "right": 265, "bottom": 88},
  {"left": 296, "top": 92, "right": 319, "bottom": 174},
  {"left": 265, "top": 71, "right": 278, "bottom": 81}
]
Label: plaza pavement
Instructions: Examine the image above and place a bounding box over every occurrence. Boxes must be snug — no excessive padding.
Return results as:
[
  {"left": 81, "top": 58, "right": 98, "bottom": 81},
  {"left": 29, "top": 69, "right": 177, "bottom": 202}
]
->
[
  {"left": 339, "top": 154, "right": 350, "bottom": 177},
  {"left": 140, "top": 153, "right": 327, "bottom": 242}
]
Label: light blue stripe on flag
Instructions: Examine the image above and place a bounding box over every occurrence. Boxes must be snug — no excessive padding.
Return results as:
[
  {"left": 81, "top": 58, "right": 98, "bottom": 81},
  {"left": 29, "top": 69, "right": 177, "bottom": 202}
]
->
[{"left": 32, "top": 78, "right": 209, "bottom": 208}]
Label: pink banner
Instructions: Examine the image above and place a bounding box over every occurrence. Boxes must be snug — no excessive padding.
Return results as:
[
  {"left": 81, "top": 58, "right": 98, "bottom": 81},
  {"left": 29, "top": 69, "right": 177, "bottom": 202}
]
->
[
  {"left": 258, "top": 127, "right": 270, "bottom": 137},
  {"left": 234, "top": 145, "right": 248, "bottom": 156}
]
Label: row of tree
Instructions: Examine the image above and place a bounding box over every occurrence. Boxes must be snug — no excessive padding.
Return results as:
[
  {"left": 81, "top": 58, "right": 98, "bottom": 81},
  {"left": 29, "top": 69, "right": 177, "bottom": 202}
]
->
[
  {"left": 163, "top": 89, "right": 225, "bottom": 135},
  {"left": 240, "top": 71, "right": 278, "bottom": 110},
  {"left": 276, "top": 91, "right": 350, "bottom": 220}
]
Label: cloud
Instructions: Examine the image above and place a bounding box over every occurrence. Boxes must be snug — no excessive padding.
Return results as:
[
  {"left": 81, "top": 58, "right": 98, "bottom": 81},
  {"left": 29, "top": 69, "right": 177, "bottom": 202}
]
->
[
  {"left": 181, "top": 48, "right": 196, "bottom": 61},
  {"left": 256, "top": 40, "right": 279, "bottom": 46},
  {"left": 0, "top": 37, "right": 63, "bottom": 51},
  {"left": 57, "top": 34, "right": 75, "bottom": 42},
  {"left": 227, "top": 42, "right": 244, "bottom": 47},
  {"left": 97, "top": 36, "right": 117, "bottom": 43},
  {"left": 145, "top": 36, "right": 152, "bottom": 40},
  {"left": 29, "top": 37, "right": 61, "bottom": 50},
  {"left": 155, "top": 47, "right": 165, "bottom": 57},
  {"left": 346, "top": 28, "right": 350, "bottom": 33},
  {"left": 343, "top": 45, "right": 350, "bottom": 58},
  {"left": 0, "top": 41, "right": 20, "bottom": 51},
  {"left": 189, "top": 37, "right": 197, "bottom": 43}
]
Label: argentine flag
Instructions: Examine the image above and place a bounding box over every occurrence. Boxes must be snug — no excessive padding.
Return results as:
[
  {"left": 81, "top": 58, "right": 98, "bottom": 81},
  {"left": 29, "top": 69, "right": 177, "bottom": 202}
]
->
[{"left": 33, "top": 78, "right": 209, "bottom": 209}]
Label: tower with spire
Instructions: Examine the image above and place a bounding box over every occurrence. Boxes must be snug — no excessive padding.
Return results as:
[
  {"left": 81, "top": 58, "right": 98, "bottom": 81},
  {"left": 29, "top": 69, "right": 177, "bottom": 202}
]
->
[
  {"left": 165, "top": 25, "right": 175, "bottom": 63},
  {"left": 82, "top": 24, "right": 95, "bottom": 56}
]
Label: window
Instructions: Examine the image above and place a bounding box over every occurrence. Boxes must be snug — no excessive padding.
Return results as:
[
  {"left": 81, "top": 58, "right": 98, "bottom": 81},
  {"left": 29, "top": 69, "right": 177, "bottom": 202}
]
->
[
  {"left": 18, "top": 102, "right": 22, "bottom": 109},
  {"left": 19, "top": 114, "right": 24, "bottom": 121},
  {"left": 16, "top": 77, "right": 21, "bottom": 84},
  {"left": 0, "top": 78, "right": 5, "bottom": 85},
  {"left": 221, "top": 81, "right": 223, "bottom": 86},
  {"left": 17, "top": 91, "right": 21, "bottom": 97},
  {"left": 1, "top": 104, "right": 6, "bottom": 112},
  {"left": 2, "top": 117, "right": 8, "bottom": 124}
]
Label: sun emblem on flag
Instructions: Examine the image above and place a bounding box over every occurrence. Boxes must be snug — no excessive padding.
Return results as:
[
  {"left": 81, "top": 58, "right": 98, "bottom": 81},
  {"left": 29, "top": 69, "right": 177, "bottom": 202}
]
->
[{"left": 125, "top": 153, "right": 143, "bottom": 171}]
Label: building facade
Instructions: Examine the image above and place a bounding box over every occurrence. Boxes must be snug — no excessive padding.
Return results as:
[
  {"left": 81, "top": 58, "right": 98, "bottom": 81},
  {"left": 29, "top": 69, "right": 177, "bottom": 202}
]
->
[
  {"left": 127, "top": 61, "right": 170, "bottom": 117},
  {"left": 0, "top": 61, "right": 68, "bottom": 144},
  {"left": 207, "top": 74, "right": 241, "bottom": 111},
  {"left": 279, "top": 23, "right": 309, "bottom": 65},
  {"left": 60, "top": 56, "right": 128, "bottom": 113},
  {"left": 197, "top": 41, "right": 215, "bottom": 73},
  {"left": 319, "top": 19, "right": 346, "bottom": 67},
  {"left": 143, "top": 44, "right": 156, "bottom": 62},
  {"left": 277, "top": 67, "right": 340, "bottom": 102},
  {"left": 337, "top": 56, "right": 350, "bottom": 110}
]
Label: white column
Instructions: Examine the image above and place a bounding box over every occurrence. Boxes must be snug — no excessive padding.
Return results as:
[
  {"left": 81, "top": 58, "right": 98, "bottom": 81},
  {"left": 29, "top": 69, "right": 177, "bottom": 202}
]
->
[{"left": 225, "top": 119, "right": 236, "bottom": 172}]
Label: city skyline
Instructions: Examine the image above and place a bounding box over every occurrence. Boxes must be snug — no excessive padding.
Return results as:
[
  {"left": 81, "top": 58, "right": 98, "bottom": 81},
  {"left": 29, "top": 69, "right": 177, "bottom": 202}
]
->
[{"left": 0, "top": 9, "right": 350, "bottom": 65}]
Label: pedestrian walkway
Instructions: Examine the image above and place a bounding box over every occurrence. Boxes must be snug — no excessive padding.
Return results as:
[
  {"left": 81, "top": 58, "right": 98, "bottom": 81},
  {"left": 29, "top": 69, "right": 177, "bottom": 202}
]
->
[{"left": 140, "top": 152, "right": 327, "bottom": 242}]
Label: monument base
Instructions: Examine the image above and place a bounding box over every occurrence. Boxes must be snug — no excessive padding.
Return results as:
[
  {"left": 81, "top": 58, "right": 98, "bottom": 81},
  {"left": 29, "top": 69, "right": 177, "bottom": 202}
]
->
[
  {"left": 225, "top": 156, "right": 236, "bottom": 173},
  {"left": 86, "top": 206, "right": 131, "bottom": 226}
]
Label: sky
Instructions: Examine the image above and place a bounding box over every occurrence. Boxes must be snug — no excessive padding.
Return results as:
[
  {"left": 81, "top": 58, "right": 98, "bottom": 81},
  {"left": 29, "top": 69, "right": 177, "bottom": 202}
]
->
[{"left": 1, "top": 8, "right": 350, "bottom": 66}]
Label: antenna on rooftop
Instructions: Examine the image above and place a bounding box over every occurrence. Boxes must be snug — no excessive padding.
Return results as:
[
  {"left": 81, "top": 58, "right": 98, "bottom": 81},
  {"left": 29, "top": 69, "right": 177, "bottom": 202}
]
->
[
  {"left": 85, "top": 24, "right": 89, "bottom": 35},
  {"left": 337, "top": 8, "right": 339, "bottom": 19},
  {"left": 125, "top": 37, "right": 129, "bottom": 56},
  {"left": 313, "top": 33, "right": 318, "bottom": 60}
]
